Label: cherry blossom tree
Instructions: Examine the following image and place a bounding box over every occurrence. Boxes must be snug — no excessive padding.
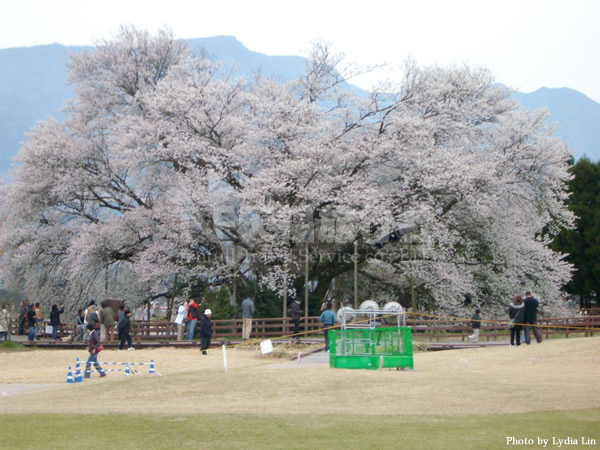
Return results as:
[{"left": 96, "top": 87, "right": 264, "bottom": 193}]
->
[{"left": 0, "top": 26, "right": 573, "bottom": 316}]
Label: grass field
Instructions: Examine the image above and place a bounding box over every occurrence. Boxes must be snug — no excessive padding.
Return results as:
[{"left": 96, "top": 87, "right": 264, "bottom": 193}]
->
[{"left": 1, "top": 337, "right": 599, "bottom": 449}]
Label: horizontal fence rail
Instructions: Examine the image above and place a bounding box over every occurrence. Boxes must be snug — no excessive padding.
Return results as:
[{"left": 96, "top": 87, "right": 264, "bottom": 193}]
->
[{"left": 7, "top": 314, "right": 599, "bottom": 343}]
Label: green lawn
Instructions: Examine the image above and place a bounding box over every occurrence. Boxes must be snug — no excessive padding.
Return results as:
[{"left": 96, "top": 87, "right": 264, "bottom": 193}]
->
[{"left": 1, "top": 409, "right": 598, "bottom": 449}]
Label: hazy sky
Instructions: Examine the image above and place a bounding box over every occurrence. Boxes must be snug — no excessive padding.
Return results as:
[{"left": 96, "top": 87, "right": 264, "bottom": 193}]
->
[{"left": 2, "top": 0, "right": 599, "bottom": 102}]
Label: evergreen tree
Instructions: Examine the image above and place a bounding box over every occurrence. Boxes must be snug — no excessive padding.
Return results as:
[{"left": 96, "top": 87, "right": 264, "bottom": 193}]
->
[{"left": 552, "top": 157, "right": 600, "bottom": 307}]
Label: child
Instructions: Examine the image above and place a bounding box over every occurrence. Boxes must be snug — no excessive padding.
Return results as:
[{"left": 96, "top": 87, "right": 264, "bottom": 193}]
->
[
  {"left": 84, "top": 324, "right": 106, "bottom": 378},
  {"left": 467, "top": 309, "right": 482, "bottom": 343}
]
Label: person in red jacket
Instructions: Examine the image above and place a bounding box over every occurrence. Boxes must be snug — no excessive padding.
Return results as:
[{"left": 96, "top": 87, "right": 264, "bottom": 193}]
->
[{"left": 186, "top": 298, "right": 199, "bottom": 340}]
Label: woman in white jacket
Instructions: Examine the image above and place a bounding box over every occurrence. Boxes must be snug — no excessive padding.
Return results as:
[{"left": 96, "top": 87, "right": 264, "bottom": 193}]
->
[{"left": 174, "top": 300, "right": 188, "bottom": 341}]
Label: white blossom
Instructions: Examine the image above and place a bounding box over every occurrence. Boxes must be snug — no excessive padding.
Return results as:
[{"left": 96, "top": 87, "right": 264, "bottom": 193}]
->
[{"left": 0, "top": 27, "right": 573, "bottom": 315}]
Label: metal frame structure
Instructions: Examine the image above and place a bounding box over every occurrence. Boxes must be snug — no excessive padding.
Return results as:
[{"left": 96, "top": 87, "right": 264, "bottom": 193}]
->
[
  {"left": 330, "top": 306, "right": 413, "bottom": 370},
  {"left": 339, "top": 307, "right": 406, "bottom": 329}
]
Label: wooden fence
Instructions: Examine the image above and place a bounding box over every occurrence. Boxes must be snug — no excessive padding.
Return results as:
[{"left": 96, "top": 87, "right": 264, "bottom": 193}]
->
[
  {"left": 407, "top": 315, "right": 600, "bottom": 342},
  {"left": 7, "top": 314, "right": 599, "bottom": 343}
]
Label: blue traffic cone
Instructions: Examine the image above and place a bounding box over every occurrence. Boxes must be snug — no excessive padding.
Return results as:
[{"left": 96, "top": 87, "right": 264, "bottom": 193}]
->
[
  {"left": 66, "top": 366, "right": 73, "bottom": 384},
  {"left": 74, "top": 357, "right": 82, "bottom": 382},
  {"left": 149, "top": 360, "right": 155, "bottom": 374}
]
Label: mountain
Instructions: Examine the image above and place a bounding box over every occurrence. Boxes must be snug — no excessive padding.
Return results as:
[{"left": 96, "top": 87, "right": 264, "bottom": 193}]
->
[
  {"left": 1, "top": 37, "right": 599, "bottom": 180},
  {"left": 188, "top": 36, "right": 306, "bottom": 82},
  {"left": 513, "top": 88, "right": 600, "bottom": 161},
  {"left": 0, "top": 44, "right": 82, "bottom": 177}
]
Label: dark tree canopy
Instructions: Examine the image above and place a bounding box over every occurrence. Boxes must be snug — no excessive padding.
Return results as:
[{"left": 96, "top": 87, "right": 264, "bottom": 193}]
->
[{"left": 552, "top": 157, "right": 600, "bottom": 307}]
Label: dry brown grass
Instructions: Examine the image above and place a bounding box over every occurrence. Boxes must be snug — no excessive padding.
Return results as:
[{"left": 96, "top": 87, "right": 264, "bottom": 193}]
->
[{"left": 1, "top": 337, "right": 599, "bottom": 417}]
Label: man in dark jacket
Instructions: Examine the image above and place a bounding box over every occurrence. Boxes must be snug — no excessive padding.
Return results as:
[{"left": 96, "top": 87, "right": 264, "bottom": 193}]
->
[
  {"left": 49, "top": 303, "right": 64, "bottom": 341},
  {"left": 523, "top": 291, "right": 542, "bottom": 344},
  {"left": 199, "top": 309, "right": 213, "bottom": 355},
  {"left": 291, "top": 298, "right": 303, "bottom": 338},
  {"left": 27, "top": 305, "right": 37, "bottom": 344},
  {"left": 118, "top": 309, "right": 134, "bottom": 351}
]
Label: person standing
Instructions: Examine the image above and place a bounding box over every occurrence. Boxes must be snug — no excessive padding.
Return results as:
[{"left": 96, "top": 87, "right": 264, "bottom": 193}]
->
[
  {"left": 84, "top": 324, "right": 106, "bottom": 378},
  {"left": 241, "top": 296, "right": 255, "bottom": 340},
  {"left": 118, "top": 309, "right": 134, "bottom": 351},
  {"left": 118, "top": 302, "right": 127, "bottom": 320},
  {"left": 508, "top": 296, "right": 526, "bottom": 346},
  {"left": 174, "top": 300, "right": 188, "bottom": 341},
  {"left": 319, "top": 302, "right": 337, "bottom": 350},
  {"left": 523, "top": 291, "right": 542, "bottom": 344},
  {"left": 26, "top": 304, "right": 36, "bottom": 344},
  {"left": 186, "top": 298, "right": 199, "bottom": 340},
  {"left": 49, "top": 303, "right": 65, "bottom": 342},
  {"left": 199, "top": 309, "right": 213, "bottom": 355},
  {"left": 0, "top": 304, "right": 9, "bottom": 341},
  {"left": 100, "top": 301, "right": 115, "bottom": 342},
  {"left": 99, "top": 302, "right": 106, "bottom": 341},
  {"left": 87, "top": 305, "right": 100, "bottom": 331},
  {"left": 18, "top": 300, "right": 29, "bottom": 335},
  {"left": 116, "top": 302, "right": 126, "bottom": 341},
  {"left": 34, "top": 302, "right": 44, "bottom": 339},
  {"left": 467, "top": 309, "right": 482, "bottom": 343},
  {"left": 83, "top": 300, "right": 96, "bottom": 341},
  {"left": 291, "top": 298, "right": 303, "bottom": 338}
]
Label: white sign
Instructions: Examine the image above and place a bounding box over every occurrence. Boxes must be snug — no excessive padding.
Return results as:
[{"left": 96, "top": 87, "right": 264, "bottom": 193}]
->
[{"left": 260, "top": 340, "right": 273, "bottom": 354}]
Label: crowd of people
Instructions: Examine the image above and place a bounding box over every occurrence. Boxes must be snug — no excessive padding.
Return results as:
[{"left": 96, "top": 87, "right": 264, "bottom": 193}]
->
[
  {"left": 12, "top": 299, "right": 61, "bottom": 344},
  {"left": 2, "top": 295, "right": 236, "bottom": 353},
  {"left": 1, "top": 290, "right": 595, "bottom": 355},
  {"left": 173, "top": 297, "right": 224, "bottom": 353},
  {"left": 4, "top": 299, "right": 135, "bottom": 349}
]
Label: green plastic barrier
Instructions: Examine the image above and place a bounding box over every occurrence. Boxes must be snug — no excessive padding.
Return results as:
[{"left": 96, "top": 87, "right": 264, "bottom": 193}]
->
[{"left": 329, "top": 327, "right": 414, "bottom": 370}]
